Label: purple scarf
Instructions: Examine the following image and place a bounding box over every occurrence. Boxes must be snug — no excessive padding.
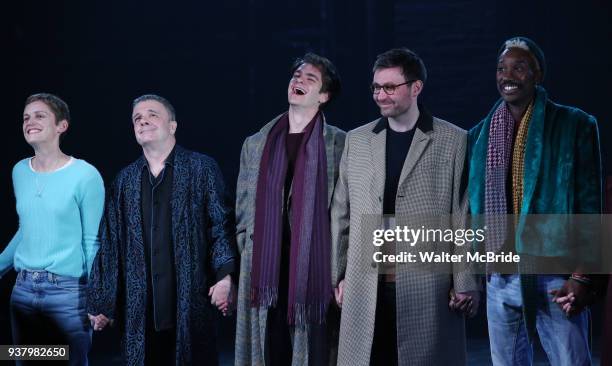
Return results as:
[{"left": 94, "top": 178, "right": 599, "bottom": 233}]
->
[
  {"left": 485, "top": 102, "right": 515, "bottom": 255},
  {"left": 250, "top": 112, "right": 332, "bottom": 325}
]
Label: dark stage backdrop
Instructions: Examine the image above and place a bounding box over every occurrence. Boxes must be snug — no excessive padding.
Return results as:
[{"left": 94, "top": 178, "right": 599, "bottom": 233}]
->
[{"left": 4, "top": 0, "right": 611, "bottom": 363}]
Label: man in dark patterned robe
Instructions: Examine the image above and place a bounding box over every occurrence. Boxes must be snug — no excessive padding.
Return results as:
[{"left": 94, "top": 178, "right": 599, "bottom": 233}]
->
[{"left": 88, "top": 94, "right": 237, "bottom": 366}]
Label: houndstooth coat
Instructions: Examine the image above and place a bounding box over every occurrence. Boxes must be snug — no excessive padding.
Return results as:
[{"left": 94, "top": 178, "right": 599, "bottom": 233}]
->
[
  {"left": 331, "top": 114, "right": 479, "bottom": 366},
  {"left": 234, "top": 114, "right": 346, "bottom": 366}
]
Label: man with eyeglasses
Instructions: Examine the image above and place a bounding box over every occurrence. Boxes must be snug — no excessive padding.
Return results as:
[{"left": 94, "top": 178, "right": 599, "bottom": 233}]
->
[{"left": 331, "top": 48, "right": 479, "bottom": 365}]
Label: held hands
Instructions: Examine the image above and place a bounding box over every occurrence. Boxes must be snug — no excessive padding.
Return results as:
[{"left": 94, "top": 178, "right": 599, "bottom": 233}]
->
[
  {"left": 449, "top": 289, "right": 480, "bottom": 318},
  {"left": 336, "top": 281, "right": 481, "bottom": 317},
  {"left": 209, "top": 274, "right": 236, "bottom": 316},
  {"left": 88, "top": 313, "right": 112, "bottom": 331},
  {"left": 550, "top": 279, "right": 594, "bottom": 317},
  {"left": 334, "top": 279, "right": 345, "bottom": 308}
]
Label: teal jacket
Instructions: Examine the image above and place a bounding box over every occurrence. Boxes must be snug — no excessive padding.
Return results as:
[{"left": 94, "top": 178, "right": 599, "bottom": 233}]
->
[{"left": 468, "top": 86, "right": 602, "bottom": 259}]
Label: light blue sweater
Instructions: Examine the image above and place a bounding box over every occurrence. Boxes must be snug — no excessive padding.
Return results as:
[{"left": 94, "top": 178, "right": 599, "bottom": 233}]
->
[{"left": 0, "top": 157, "right": 105, "bottom": 278}]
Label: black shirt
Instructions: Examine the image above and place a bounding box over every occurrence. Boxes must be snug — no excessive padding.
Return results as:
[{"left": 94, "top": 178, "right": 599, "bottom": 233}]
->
[
  {"left": 380, "top": 106, "right": 434, "bottom": 215},
  {"left": 141, "top": 148, "right": 176, "bottom": 331},
  {"left": 383, "top": 128, "right": 416, "bottom": 214}
]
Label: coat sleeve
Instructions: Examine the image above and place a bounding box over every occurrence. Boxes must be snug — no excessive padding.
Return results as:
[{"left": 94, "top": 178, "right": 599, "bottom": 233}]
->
[
  {"left": 331, "top": 133, "right": 350, "bottom": 286},
  {"left": 205, "top": 158, "right": 238, "bottom": 282},
  {"left": 451, "top": 131, "right": 481, "bottom": 293},
  {"left": 573, "top": 114, "right": 603, "bottom": 268},
  {"left": 574, "top": 115, "right": 602, "bottom": 214},
  {"left": 87, "top": 179, "right": 122, "bottom": 319}
]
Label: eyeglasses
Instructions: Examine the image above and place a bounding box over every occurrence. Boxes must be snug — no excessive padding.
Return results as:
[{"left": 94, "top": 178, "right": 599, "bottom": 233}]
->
[{"left": 370, "top": 80, "right": 417, "bottom": 95}]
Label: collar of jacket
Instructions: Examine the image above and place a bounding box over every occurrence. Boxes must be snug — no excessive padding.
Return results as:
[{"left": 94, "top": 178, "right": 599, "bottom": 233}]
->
[
  {"left": 372, "top": 103, "right": 433, "bottom": 134},
  {"left": 468, "top": 85, "right": 548, "bottom": 215},
  {"left": 258, "top": 111, "right": 330, "bottom": 137},
  {"left": 135, "top": 144, "right": 185, "bottom": 170}
]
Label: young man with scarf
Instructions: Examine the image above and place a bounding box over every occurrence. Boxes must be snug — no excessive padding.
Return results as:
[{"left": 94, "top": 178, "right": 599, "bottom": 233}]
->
[
  {"left": 87, "top": 94, "right": 237, "bottom": 365},
  {"left": 234, "top": 53, "right": 345, "bottom": 366},
  {"left": 468, "top": 37, "right": 602, "bottom": 365},
  {"left": 331, "top": 48, "right": 480, "bottom": 366}
]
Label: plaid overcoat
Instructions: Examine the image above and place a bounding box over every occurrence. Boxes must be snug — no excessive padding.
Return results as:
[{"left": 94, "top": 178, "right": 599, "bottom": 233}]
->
[{"left": 331, "top": 115, "right": 479, "bottom": 366}]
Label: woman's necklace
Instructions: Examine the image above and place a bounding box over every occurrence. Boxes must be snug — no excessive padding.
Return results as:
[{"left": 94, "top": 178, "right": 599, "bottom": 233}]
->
[
  {"left": 35, "top": 176, "right": 44, "bottom": 197},
  {"left": 31, "top": 155, "right": 68, "bottom": 198}
]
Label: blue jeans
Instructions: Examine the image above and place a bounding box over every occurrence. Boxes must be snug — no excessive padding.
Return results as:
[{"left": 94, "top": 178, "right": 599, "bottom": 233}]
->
[
  {"left": 486, "top": 274, "right": 591, "bottom": 366},
  {"left": 10, "top": 270, "right": 92, "bottom": 366}
]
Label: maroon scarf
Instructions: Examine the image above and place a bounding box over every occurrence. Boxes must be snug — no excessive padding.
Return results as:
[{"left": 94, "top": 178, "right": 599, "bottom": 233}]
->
[{"left": 250, "top": 112, "right": 332, "bottom": 325}]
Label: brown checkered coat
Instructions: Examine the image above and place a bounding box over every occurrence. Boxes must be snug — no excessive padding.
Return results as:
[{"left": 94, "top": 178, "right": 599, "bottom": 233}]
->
[
  {"left": 331, "top": 116, "right": 479, "bottom": 366},
  {"left": 234, "top": 114, "right": 346, "bottom": 366}
]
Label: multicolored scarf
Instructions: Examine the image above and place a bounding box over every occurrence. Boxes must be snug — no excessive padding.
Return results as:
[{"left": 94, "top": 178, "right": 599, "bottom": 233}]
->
[
  {"left": 485, "top": 102, "right": 515, "bottom": 255},
  {"left": 250, "top": 112, "right": 332, "bottom": 326},
  {"left": 510, "top": 102, "right": 537, "bottom": 339},
  {"left": 511, "top": 103, "right": 534, "bottom": 214},
  {"left": 485, "top": 102, "right": 533, "bottom": 259}
]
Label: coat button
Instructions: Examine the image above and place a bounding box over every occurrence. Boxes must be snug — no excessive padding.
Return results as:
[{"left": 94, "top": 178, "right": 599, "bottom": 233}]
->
[
  {"left": 371, "top": 261, "right": 377, "bottom": 268},
  {"left": 250, "top": 234, "right": 254, "bottom": 240}
]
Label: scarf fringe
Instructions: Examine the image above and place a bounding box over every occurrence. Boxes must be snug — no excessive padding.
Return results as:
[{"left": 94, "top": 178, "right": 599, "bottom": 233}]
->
[
  {"left": 287, "top": 302, "right": 328, "bottom": 326},
  {"left": 250, "top": 286, "right": 278, "bottom": 308}
]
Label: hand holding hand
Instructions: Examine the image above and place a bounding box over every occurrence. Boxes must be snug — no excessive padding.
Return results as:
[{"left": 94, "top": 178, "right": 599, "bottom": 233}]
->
[
  {"left": 88, "top": 313, "right": 112, "bottom": 331},
  {"left": 550, "top": 279, "right": 593, "bottom": 317},
  {"left": 334, "top": 279, "right": 345, "bottom": 309},
  {"left": 449, "top": 289, "right": 480, "bottom": 318},
  {"left": 209, "top": 275, "right": 236, "bottom": 316}
]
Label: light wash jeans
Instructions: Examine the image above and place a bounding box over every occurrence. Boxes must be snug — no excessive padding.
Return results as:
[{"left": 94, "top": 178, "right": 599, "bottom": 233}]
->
[
  {"left": 10, "top": 270, "right": 92, "bottom": 366},
  {"left": 486, "top": 274, "right": 591, "bottom": 366}
]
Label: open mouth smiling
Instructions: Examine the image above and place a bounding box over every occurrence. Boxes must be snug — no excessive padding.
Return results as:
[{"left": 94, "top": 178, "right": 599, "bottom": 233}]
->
[
  {"left": 26, "top": 127, "right": 42, "bottom": 134},
  {"left": 500, "top": 81, "right": 520, "bottom": 93},
  {"left": 293, "top": 86, "right": 306, "bottom": 95}
]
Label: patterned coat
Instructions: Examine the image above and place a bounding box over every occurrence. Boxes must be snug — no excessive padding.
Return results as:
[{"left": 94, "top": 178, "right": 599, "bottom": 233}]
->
[
  {"left": 88, "top": 145, "right": 237, "bottom": 366},
  {"left": 468, "top": 86, "right": 602, "bottom": 256},
  {"left": 234, "top": 114, "right": 346, "bottom": 366},
  {"left": 331, "top": 116, "right": 479, "bottom": 366}
]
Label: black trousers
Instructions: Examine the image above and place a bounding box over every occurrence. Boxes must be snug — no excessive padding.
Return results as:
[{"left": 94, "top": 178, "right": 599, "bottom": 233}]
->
[
  {"left": 370, "top": 282, "right": 397, "bottom": 365},
  {"left": 144, "top": 297, "right": 175, "bottom": 365}
]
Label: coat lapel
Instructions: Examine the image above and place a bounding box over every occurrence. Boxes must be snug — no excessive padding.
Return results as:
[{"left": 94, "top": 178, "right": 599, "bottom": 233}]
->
[
  {"left": 126, "top": 158, "right": 146, "bottom": 262},
  {"left": 397, "top": 127, "right": 431, "bottom": 189},
  {"left": 171, "top": 146, "right": 189, "bottom": 241},
  {"left": 520, "top": 86, "right": 547, "bottom": 214},
  {"left": 253, "top": 115, "right": 282, "bottom": 167},
  {"left": 370, "top": 123, "right": 387, "bottom": 207},
  {"left": 323, "top": 123, "right": 337, "bottom": 207}
]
